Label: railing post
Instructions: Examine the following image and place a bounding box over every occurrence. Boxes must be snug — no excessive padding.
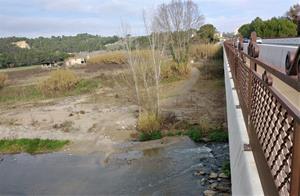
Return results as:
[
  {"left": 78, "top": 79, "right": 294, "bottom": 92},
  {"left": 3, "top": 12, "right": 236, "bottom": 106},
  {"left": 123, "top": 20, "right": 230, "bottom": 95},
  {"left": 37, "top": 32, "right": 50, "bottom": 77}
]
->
[
  {"left": 291, "top": 122, "right": 300, "bottom": 196},
  {"left": 247, "top": 32, "right": 259, "bottom": 114}
]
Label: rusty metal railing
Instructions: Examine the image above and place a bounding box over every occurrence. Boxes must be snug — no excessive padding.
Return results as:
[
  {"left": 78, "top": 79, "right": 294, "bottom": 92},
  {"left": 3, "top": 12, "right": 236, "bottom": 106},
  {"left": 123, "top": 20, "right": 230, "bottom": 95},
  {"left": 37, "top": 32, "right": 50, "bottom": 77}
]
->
[{"left": 224, "top": 33, "right": 300, "bottom": 196}]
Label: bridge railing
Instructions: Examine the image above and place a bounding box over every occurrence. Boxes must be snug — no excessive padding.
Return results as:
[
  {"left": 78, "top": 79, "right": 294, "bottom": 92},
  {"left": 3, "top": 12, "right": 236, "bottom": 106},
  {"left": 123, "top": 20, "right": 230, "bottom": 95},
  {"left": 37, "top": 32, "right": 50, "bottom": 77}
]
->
[{"left": 224, "top": 37, "right": 300, "bottom": 196}]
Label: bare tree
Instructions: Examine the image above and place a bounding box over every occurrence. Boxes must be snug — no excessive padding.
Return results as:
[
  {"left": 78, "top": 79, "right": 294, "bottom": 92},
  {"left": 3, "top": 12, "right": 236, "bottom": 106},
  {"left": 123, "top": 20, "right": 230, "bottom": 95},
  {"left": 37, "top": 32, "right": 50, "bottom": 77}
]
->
[
  {"left": 286, "top": 4, "right": 300, "bottom": 24},
  {"left": 154, "top": 0, "right": 204, "bottom": 73},
  {"left": 121, "top": 17, "right": 166, "bottom": 120}
]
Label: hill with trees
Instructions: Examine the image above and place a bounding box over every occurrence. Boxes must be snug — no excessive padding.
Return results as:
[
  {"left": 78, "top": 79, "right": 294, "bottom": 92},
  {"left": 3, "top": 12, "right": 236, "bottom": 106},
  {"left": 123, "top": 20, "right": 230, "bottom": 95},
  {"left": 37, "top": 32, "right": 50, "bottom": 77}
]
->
[{"left": 0, "top": 34, "right": 119, "bottom": 68}]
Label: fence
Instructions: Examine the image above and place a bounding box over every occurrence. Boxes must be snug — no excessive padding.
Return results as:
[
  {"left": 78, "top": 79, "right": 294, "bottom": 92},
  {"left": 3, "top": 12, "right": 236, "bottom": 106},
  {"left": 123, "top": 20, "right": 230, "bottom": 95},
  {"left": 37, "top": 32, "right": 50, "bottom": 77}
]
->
[{"left": 224, "top": 34, "right": 300, "bottom": 196}]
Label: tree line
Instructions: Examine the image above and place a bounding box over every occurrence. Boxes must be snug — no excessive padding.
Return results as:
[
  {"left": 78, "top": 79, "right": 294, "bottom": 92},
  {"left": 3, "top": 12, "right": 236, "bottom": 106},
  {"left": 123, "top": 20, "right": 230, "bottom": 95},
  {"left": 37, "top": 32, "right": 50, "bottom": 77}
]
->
[
  {"left": 238, "top": 3, "right": 300, "bottom": 38},
  {"left": 0, "top": 33, "right": 119, "bottom": 68},
  {"left": 238, "top": 17, "right": 297, "bottom": 38}
]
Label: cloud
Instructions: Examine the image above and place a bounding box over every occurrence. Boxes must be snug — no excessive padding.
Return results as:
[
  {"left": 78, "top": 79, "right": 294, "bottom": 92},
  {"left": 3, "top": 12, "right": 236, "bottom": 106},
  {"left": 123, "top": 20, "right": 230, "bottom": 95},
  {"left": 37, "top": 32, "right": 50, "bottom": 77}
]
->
[{"left": 0, "top": 0, "right": 299, "bottom": 37}]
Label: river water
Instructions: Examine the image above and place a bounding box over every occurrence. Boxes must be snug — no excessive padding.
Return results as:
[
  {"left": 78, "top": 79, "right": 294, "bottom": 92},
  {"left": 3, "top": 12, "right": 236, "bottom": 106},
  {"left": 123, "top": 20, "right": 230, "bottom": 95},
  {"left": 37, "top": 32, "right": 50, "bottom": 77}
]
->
[{"left": 0, "top": 138, "right": 230, "bottom": 195}]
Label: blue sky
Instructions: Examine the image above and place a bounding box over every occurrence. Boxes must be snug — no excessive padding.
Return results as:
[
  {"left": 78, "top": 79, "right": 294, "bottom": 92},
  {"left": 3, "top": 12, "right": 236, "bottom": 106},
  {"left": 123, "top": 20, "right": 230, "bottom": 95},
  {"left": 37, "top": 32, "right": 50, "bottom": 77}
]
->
[{"left": 0, "top": 0, "right": 298, "bottom": 37}]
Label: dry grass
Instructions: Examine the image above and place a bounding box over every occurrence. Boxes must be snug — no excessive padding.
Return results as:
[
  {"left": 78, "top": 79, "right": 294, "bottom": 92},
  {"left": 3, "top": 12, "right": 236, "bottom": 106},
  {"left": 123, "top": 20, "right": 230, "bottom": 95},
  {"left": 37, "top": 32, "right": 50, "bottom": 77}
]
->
[
  {"left": 87, "top": 51, "right": 127, "bottom": 65},
  {"left": 190, "top": 44, "right": 223, "bottom": 61},
  {"left": 0, "top": 73, "right": 8, "bottom": 89},
  {"left": 137, "top": 112, "right": 161, "bottom": 133},
  {"left": 161, "top": 59, "right": 190, "bottom": 82},
  {"left": 38, "top": 69, "right": 79, "bottom": 96},
  {"left": 87, "top": 50, "right": 155, "bottom": 66},
  {"left": 198, "top": 59, "right": 224, "bottom": 80}
]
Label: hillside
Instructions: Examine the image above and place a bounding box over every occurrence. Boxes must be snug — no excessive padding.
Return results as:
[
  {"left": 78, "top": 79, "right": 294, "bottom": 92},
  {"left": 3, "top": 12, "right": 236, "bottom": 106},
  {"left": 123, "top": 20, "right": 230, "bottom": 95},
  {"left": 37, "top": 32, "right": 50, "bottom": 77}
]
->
[{"left": 0, "top": 34, "right": 120, "bottom": 68}]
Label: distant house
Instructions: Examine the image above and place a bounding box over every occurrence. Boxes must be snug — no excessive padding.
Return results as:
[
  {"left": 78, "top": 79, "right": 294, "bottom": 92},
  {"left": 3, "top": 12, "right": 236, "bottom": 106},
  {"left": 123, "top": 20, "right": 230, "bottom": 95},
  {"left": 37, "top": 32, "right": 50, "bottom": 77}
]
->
[
  {"left": 64, "top": 57, "right": 86, "bottom": 67},
  {"left": 12, "top": 41, "right": 30, "bottom": 49}
]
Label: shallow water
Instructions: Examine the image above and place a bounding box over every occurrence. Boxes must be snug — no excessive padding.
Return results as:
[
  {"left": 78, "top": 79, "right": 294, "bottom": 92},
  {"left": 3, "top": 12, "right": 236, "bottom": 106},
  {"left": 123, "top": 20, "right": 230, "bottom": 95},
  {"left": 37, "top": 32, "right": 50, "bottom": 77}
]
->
[{"left": 0, "top": 139, "right": 229, "bottom": 195}]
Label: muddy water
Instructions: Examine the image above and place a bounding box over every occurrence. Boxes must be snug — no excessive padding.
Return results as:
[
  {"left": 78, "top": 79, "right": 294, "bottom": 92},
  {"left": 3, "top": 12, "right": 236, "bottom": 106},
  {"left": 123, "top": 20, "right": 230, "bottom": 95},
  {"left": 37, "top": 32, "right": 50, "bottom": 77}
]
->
[{"left": 0, "top": 139, "right": 229, "bottom": 195}]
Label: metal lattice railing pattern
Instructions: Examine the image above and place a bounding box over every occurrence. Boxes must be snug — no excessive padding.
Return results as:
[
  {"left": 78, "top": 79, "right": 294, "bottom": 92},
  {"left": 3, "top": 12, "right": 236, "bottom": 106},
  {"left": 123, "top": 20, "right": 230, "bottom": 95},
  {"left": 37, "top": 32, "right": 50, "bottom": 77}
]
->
[
  {"left": 224, "top": 40, "right": 300, "bottom": 196},
  {"left": 236, "top": 59, "right": 250, "bottom": 111},
  {"left": 251, "top": 74, "right": 294, "bottom": 195}
]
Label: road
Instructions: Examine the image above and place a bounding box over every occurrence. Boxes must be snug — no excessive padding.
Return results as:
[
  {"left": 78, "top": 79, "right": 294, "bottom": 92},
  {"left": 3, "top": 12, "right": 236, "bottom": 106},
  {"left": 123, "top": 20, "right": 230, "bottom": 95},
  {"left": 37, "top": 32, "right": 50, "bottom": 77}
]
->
[{"left": 243, "top": 39, "right": 300, "bottom": 109}]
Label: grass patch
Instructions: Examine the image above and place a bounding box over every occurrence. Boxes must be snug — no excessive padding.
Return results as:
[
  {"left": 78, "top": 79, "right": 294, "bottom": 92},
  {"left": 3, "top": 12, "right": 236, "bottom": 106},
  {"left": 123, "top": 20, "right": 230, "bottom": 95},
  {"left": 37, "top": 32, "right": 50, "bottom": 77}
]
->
[
  {"left": 0, "top": 138, "right": 69, "bottom": 154},
  {"left": 161, "top": 59, "right": 190, "bottom": 83},
  {"left": 208, "top": 130, "right": 228, "bottom": 142},
  {"left": 68, "top": 79, "right": 100, "bottom": 96},
  {"left": 198, "top": 59, "right": 224, "bottom": 80},
  {"left": 87, "top": 51, "right": 127, "bottom": 65},
  {"left": 190, "top": 44, "right": 223, "bottom": 61},
  {"left": 137, "top": 112, "right": 161, "bottom": 133},
  {"left": 163, "top": 123, "right": 228, "bottom": 143},
  {"left": 0, "top": 78, "right": 100, "bottom": 104},
  {"left": 0, "top": 85, "right": 43, "bottom": 103},
  {"left": 185, "top": 127, "right": 203, "bottom": 142},
  {"left": 39, "top": 69, "right": 79, "bottom": 96},
  {"left": 222, "top": 161, "right": 231, "bottom": 177},
  {"left": 139, "top": 131, "right": 162, "bottom": 141}
]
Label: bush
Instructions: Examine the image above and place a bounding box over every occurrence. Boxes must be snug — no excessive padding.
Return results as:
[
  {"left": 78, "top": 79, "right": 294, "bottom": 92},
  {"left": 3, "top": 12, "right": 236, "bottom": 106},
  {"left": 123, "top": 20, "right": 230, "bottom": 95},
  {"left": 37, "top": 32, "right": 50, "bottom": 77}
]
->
[
  {"left": 0, "top": 73, "right": 8, "bottom": 89},
  {"left": 137, "top": 112, "right": 161, "bottom": 133},
  {"left": 208, "top": 130, "right": 228, "bottom": 142},
  {"left": 161, "top": 60, "right": 190, "bottom": 82},
  {"left": 39, "top": 69, "right": 79, "bottom": 96},
  {"left": 87, "top": 51, "right": 127, "bottom": 65},
  {"left": 185, "top": 127, "right": 203, "bottom": 142},
  {"left": 190, "top": 44, "right": 223, "bottom": 61},
  {"left": 139, "top": 131, "right": 162, "bottom": 141},
  {"left": 222, "top": 161, "right": 231, "bottom": 177}
]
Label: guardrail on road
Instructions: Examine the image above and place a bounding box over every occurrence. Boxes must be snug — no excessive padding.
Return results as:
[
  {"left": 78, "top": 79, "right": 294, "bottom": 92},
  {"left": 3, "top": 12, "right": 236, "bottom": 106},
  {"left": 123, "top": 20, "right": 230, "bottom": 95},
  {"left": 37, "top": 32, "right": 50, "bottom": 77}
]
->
[{"left": 225, "top": 34, "right": 300, "bottom": 196}]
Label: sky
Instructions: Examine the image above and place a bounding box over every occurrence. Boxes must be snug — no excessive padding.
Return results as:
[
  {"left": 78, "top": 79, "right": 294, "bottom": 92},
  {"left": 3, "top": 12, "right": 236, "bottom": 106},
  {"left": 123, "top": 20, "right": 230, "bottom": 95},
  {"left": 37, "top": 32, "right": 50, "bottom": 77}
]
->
[{"left": 0, "top": 0, "right": 299, "bottom": 38}]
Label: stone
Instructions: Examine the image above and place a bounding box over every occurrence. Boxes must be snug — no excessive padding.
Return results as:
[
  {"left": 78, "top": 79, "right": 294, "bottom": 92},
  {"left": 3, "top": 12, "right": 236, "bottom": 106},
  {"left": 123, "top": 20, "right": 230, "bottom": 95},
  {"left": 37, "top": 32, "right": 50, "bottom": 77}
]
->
[
  {"left": 209, "top": 182, "right": 218, "bottom": 190},
  {"left": 208, "top": 180, "right": 215, "bottom": 184},
  {"left": 203, "top": 190, "right": 217, "bottom": 196},
  {"left": 216, "top": 184, "right": 231, "bottom": 193},
  {"left": 219, "top": 173, "right": 229, "bottom": 178},
  {"left": 219, "top": 193, "right": 231, "bottom": 196},
  {"left": 209, "top": 172, "right": 218, "bottom": 179},
  {"left": 193, "top": 170, "right": 206, "bottom": 176},
  {"left": 202, "top": 137, "right": 211, "bottom": 142}
]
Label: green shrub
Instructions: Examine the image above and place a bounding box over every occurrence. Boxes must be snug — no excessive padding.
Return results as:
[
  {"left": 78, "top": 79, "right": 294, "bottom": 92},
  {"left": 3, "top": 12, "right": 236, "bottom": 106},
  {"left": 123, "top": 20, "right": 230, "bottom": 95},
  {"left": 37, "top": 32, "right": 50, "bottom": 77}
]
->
[
  {"left": 39, "top": 69, "right": 79, "bottom": 96},
  {"left": 139, "top": 131, "right": 162, "bottom": 141},
  {"left": 208, "top": 130, "right": 228, "bottom": 142},
  {"left": 0, "top": 73, "right": 8, "bottom": 89},
  {"left": 185, "top": 127, "right": 203, "bottom": 142},
  {"left": 222, "top": 161, "right": 231, "bottom": 177}
]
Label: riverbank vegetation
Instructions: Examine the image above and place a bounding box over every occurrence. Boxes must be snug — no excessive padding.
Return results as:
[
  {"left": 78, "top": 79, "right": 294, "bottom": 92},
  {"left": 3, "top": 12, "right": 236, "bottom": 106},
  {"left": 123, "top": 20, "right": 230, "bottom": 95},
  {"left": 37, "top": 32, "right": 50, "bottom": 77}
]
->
[
  {"left": 0, "top": 70, "right": 100, "bottom": 103},
  {"left": 0, "top": 138, "right": 69, "bottom": 154}
]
